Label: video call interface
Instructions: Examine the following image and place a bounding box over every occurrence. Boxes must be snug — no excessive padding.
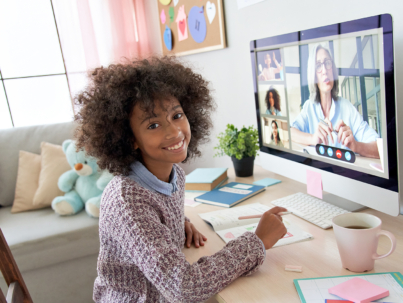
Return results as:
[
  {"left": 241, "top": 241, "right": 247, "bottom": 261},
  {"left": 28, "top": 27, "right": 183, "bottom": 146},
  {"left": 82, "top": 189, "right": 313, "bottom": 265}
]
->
[{"left": 255, "top": 28, "right": 389, "bottom": 178}]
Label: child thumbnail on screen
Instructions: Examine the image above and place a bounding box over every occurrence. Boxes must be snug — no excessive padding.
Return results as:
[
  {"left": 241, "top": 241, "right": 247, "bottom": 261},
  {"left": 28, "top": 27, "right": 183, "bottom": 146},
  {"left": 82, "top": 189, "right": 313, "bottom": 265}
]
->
[
  {"left": 257, "top": 49, "right": 283, "bottom": 81},
  {"left": 258, "top": 85, "right": 287, "bottom": 117},
  {"left": 262, "top": 117, "right": 290, "bottom": 149}
]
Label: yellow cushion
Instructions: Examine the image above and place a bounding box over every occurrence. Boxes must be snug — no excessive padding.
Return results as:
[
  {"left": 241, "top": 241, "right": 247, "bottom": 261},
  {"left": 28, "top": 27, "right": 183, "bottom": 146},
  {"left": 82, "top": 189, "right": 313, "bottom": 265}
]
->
[
  {"left": 11, "top": 151, "right": 45, "bottom": 213},
  {"left": 32, "top": 142, "right": 71, "bottom": 207}
]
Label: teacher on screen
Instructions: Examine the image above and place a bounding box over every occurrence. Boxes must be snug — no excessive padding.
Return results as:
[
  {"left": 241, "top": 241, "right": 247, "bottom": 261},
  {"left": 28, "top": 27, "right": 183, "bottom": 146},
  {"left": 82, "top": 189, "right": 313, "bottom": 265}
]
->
[{"left": 290, "top": 44, "right": 380, "bottom": 158}]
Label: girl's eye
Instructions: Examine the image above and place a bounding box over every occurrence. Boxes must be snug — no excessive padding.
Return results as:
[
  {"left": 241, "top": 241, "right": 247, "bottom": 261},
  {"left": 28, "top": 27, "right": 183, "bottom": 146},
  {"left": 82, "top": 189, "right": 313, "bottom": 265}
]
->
[
  {"left": 148, "top": 123, "right": 159, "bottom": 130},
  {"left": 174, "top": 113, "right": 183, "bottom": 119}
]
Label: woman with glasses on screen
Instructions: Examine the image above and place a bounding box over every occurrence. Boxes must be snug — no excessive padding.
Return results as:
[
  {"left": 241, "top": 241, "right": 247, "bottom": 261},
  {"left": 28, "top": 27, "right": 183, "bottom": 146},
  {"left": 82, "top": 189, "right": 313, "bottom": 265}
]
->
[{"left": 290, "top": 44, "right": 380, "bottom": 158}]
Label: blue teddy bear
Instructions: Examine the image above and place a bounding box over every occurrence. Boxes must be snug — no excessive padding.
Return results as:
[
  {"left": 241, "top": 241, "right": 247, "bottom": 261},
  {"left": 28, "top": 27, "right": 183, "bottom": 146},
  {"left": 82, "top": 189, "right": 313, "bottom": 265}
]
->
[{"left": 51, "top": 140, "right": 113, "bottom": 218}]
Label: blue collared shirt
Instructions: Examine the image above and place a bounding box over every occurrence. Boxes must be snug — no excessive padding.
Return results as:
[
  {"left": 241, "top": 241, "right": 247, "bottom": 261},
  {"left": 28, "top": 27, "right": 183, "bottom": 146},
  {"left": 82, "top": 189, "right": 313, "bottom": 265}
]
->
[
  {"left": 128, "top": 161, "right": 178, "bottom": 196},
  {"left": 291, "top": 97, "right": 379, "bottom": 149}
]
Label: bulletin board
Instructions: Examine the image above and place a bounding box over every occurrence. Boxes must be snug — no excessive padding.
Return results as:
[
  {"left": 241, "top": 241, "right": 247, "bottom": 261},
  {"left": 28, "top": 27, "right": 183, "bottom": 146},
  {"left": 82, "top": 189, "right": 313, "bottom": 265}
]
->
[{"left": 157, "top": 0, "right": 226, "bottom": 56}]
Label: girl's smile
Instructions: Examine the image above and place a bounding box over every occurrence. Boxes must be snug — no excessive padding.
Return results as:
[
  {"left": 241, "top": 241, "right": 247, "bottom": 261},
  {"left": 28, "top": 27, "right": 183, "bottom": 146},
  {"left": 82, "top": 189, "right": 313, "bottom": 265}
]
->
[{"left": 164, "top": 139, "right": 185, "bottom": 152}]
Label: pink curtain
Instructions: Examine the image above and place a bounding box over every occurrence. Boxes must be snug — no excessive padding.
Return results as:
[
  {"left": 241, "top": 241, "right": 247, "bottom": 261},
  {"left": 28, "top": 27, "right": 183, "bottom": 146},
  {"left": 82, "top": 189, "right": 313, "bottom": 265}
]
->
[
  {"left": 107, "top": 0, "right": 151, "bottom": 62},
  {"left": 52, "top": 0, "right": 151, "bottom": 109}
]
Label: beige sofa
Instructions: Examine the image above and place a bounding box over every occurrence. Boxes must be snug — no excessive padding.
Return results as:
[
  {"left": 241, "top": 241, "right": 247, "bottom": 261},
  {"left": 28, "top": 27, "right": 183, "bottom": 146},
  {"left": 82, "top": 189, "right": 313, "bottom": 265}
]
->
[{"left": 0, "top": 122, "right": 99, "bottom": 303}]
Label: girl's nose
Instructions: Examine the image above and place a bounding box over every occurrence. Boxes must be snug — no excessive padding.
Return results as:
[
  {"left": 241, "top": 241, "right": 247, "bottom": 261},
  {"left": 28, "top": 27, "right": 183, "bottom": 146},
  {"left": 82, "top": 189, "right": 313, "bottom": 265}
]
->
[{"left": 165, "top": 123, "right": 181, "bottom": 139}]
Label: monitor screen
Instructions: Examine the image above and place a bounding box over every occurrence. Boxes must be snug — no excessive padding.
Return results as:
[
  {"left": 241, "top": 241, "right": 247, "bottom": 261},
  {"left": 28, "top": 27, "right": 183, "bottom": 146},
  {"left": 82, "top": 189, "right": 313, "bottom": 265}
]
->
[{"left": 250, "top": 14, "right": 397, "bottom": 192}]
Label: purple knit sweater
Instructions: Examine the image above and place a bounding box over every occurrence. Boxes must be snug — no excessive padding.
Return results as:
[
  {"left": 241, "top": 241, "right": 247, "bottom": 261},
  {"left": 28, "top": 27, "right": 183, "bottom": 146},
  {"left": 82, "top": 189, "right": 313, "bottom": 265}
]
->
[{"left": 93, "top": 164, "right": 265, "bottom": 302}]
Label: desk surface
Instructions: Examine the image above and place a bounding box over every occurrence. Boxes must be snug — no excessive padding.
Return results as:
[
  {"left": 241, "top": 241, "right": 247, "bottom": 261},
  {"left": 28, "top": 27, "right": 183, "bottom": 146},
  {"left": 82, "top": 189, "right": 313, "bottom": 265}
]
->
[{"left": 183, "top": 165, "right": 403, "bottom": 303}]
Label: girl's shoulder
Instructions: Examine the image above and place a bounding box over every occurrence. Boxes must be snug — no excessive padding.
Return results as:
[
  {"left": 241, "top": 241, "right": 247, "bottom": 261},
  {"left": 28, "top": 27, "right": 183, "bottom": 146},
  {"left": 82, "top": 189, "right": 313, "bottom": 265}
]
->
[{"left": 104, "top": 175, "right": 154, "bottom": 203}]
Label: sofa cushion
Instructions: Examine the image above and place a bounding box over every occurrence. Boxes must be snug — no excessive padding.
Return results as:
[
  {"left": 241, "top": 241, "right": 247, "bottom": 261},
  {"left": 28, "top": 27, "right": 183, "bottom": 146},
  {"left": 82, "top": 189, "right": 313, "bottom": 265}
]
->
[
  {"left": 0, "top": 121, "right": 76, "bottom": 206},
  {"left": 33, "top": 142, "right": 71, "bottom": 207},
  {"left": 11, "top": 151, "right": 44, "bottom": 213},
  {"left": 0, "top": 206, "right": 99, "bottom": 272}
]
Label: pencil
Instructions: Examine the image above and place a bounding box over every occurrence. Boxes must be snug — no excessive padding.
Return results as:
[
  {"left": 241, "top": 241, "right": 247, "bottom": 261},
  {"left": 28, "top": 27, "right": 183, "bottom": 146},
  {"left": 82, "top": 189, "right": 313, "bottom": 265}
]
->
[{"left": 238, "top": 211, "right": 293, "bottom": 220}]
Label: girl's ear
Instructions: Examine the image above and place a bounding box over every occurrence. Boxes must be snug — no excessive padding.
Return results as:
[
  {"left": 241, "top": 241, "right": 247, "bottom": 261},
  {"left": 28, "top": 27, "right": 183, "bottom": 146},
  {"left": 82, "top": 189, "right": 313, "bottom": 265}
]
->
[{"left": 134, "top": 142, "right": 139, "bottom": 150}]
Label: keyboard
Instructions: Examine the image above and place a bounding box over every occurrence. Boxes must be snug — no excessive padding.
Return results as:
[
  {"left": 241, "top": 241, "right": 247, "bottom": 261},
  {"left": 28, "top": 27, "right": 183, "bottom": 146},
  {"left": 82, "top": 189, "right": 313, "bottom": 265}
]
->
[{"left": 271, "top": 192, "right": 350, "bottom": 229}]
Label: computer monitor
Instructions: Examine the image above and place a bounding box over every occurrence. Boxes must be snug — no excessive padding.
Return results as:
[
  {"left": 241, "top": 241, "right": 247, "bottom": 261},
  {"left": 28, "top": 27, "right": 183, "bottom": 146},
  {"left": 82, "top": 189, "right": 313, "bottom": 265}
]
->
[{"left": 250, "top": 14, "right": 400, "bottom": 216}]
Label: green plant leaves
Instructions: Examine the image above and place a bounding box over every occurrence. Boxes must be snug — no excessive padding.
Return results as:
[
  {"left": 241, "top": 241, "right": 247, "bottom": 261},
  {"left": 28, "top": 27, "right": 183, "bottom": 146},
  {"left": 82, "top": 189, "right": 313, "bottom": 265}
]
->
[{"left": 214, "top": 124, "right": 259, "bottom": 160}]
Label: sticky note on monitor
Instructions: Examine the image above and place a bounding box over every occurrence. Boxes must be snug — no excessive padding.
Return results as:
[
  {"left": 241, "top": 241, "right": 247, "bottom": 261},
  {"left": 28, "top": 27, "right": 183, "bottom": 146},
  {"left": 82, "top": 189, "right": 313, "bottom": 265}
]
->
[
  {"left": 306, "top": 170, "right": 322, "bottom": 199},
  {"left": 253, "top": 178, "right": 281, "bottom": 187},
  {"left": 328, "top": 277, "right": 389, "bottom": 303}
]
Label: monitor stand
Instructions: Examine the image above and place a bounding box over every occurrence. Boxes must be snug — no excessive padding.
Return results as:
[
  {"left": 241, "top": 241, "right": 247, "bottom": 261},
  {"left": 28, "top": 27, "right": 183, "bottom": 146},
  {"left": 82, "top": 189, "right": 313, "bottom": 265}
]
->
[{"left": 322, "top": 192, "right": 367, "bottom": 212}]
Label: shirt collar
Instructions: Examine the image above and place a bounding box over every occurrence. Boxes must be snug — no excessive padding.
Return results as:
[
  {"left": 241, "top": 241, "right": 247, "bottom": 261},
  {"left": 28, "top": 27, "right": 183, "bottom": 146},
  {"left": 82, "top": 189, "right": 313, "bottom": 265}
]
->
[{"left": 129, "top": 161, "right": 178, "bottom": 196}]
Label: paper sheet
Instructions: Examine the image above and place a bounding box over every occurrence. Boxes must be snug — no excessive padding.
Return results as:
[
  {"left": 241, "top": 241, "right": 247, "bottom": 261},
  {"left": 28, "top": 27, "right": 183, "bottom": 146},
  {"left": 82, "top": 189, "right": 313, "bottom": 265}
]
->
[
  {"left": 237, "top": 0, "right": 265, "bottom": 10},
  {"left": 216, "top": 218, "right": 313, "bottom": 247},
  {"left": 296, "top": 273, "right": 403, "bottom": 303},
  {"left": 199, "top": 203, "right": 271, "bottom": 230}
]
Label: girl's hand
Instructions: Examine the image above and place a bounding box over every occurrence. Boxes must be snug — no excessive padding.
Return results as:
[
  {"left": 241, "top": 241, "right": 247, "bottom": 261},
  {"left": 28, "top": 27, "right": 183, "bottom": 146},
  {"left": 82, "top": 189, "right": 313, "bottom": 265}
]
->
[
  {"left": 255, "top": 206, "right": 288, "bottom": 250},
  {"left": 184, "top": 221, "right": 207, "bottom": 248}
]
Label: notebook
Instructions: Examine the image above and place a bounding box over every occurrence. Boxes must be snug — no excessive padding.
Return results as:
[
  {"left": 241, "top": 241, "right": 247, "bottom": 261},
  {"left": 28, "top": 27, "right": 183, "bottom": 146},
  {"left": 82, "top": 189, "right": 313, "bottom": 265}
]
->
[
  {"left": 294, "top": 272, "right": 403, "bottom": 303},
  {"left": 185, "top": 168, "right": 228, "bottom": 191},
  {"left": 194, "top": 182, "right": 266, "bottom": 207},
  {"left": 199, "top": 203, "right": 313, "bottom": 246}
]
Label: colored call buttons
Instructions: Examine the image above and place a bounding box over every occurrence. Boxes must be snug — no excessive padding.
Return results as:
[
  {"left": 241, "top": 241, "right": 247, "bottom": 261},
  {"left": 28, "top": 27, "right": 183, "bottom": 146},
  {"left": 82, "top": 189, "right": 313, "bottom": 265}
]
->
[{"left": 315, "top": 144, "right": 356, "bottom": 163}]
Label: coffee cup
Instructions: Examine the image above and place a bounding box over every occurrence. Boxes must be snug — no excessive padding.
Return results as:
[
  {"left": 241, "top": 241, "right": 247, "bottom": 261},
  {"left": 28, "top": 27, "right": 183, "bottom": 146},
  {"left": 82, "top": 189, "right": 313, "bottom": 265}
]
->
[{"left": 332, "top": 213, "right": 396, "bottom": 272}]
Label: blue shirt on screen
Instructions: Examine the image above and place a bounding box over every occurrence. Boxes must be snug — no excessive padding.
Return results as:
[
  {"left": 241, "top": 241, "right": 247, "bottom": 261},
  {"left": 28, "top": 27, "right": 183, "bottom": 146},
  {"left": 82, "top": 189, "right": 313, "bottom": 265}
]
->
[
  {"left": 265, "top": 108, "right": 282, "bottom": 116},
  {"left": 291, "top": 97, "right": 379, "bottom": 149}
]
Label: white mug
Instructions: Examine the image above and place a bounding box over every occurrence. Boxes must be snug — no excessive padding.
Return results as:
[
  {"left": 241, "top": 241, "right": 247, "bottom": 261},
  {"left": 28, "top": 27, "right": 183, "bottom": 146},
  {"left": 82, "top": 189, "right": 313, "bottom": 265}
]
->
[{"left": 332, "top": 213, "right": 396, "bottom": 273}]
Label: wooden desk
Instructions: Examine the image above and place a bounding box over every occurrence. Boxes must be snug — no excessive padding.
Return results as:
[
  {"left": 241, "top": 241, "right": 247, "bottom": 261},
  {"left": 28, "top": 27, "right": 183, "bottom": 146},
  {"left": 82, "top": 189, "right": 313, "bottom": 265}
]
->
[{"left": 183, "top": 165, "right": 403, "bottom": 303}]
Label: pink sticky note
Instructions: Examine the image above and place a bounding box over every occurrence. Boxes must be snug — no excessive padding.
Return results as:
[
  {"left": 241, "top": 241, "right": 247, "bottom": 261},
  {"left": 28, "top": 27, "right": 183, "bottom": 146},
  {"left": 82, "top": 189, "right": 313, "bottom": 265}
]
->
[
  {"left": 329, "top": 277, "right": 389, "bottom": 303},
  {"left": 306, "top": 170, "right": 322, "bottom": 199},
  {"left": 160, "top": 9, "right": 166, "bottom": 24}
]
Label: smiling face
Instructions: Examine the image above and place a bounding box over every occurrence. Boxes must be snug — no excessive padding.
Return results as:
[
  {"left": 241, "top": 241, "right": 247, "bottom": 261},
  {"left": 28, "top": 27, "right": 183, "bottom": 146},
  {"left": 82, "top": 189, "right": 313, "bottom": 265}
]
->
[
  {"left": 130, "top": 98, "right": 191, "bottom": 172},
  {"left": 315, "top": 48, "right": 334, "bottom": 94}
]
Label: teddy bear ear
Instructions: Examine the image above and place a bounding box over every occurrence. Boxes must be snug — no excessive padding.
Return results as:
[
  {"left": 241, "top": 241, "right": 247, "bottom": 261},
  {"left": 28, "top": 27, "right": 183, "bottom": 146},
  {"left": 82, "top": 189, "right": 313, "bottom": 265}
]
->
[{"left": 62, "top": 139, "right": 73, "bottom": 153}]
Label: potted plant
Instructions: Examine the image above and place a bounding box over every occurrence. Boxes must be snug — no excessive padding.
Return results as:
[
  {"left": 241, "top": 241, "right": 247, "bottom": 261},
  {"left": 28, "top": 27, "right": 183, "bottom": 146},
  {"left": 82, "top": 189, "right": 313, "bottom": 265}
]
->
[{"left": 214, "top": 124, "right": 259, "bottom": 177}]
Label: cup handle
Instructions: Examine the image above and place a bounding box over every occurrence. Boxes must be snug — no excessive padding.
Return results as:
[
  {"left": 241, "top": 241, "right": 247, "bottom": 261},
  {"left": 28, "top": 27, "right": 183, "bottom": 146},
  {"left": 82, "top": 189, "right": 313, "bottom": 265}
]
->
[{"left": 372, "top": 230, "right": 396, "bottom": 260}]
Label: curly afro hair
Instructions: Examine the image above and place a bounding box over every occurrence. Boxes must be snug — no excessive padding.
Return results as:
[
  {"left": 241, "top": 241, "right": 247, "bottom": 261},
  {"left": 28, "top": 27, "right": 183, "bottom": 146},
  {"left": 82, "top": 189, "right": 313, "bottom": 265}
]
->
[{"left": 74, "top": 56, "right": 215, "bottom": 176}]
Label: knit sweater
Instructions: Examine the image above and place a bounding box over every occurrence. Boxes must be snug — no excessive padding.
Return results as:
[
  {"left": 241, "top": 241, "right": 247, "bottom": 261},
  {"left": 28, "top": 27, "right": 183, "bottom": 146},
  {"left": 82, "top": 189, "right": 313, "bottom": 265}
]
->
[{"left": 93, "top": 164, "right": 265, "bottom": 303}]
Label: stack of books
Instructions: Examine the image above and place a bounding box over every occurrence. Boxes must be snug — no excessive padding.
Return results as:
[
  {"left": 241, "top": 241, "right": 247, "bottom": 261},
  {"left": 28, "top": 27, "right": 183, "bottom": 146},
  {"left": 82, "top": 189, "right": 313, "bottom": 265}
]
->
[{"left": 185, "top": 168, "right": 228, "bottom": 191}]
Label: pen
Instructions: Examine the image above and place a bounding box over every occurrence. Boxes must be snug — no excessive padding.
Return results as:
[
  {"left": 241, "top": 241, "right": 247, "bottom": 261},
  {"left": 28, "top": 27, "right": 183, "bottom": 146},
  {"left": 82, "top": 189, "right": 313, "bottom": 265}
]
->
[
  {"left": 238, "top": 211, "right": 293, "bottom": 220},
  {"left": 319, "top": 118, "right": 338, "bottom": 134}
]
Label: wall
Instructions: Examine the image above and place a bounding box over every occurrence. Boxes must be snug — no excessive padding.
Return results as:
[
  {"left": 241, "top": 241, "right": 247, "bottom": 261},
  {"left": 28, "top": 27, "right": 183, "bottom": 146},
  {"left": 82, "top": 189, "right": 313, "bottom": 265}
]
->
[{"left": 145, "top": 1, "right": 403, "bottom": 185}]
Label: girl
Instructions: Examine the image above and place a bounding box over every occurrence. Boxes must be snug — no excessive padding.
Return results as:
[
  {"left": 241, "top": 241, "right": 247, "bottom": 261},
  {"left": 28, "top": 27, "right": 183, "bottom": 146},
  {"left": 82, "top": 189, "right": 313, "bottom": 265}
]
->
[
  {"left": 265, "top": 86, "right": 282, "bottom": 116},
  {"left": 270, "top": 120, "right": 284, "bottom": 147},
  {"left": 75, "top": 56, "right": 287, "bottom": 303}
]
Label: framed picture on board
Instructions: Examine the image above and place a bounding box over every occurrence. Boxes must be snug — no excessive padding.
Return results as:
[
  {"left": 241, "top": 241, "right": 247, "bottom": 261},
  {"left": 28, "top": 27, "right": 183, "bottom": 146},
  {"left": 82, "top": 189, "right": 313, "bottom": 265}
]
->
[{"left": 157, "top": 0, "right": 226, "bottom": 56}]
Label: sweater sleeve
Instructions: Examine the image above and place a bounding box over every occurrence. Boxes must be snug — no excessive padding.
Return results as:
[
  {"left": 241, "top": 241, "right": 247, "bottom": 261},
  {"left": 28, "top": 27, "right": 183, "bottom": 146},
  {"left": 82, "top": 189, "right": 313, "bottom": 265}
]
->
[{"left": 104, "top": 191, "right": 265, "bottom": 302}]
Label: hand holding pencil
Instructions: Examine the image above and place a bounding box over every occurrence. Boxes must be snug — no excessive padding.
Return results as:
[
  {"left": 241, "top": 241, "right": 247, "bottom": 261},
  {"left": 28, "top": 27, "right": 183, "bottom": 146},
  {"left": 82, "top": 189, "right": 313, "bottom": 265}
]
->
[{"left": 254, "top": 206, "right": 288, "bottom": 250}]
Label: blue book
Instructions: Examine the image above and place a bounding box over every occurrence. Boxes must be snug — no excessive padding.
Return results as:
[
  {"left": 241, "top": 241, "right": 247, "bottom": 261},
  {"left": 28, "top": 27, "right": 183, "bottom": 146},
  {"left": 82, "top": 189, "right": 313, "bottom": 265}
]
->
[
  {"left": 194, "top": 182, "right": 266, "bottom": 207},
  {"left": 185, "top": 168, "right": 228, "bottom": 191}
]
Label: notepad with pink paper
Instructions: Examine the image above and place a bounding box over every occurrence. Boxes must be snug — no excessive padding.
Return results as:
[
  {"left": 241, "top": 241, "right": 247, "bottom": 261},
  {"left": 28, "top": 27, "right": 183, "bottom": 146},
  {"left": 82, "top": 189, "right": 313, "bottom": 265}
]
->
[
  {"left": 329, "top": 277, "right": 389, "bottom": 302},
  {"left": 294, "top": 272, "right": 403, "bottom": 303}
]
